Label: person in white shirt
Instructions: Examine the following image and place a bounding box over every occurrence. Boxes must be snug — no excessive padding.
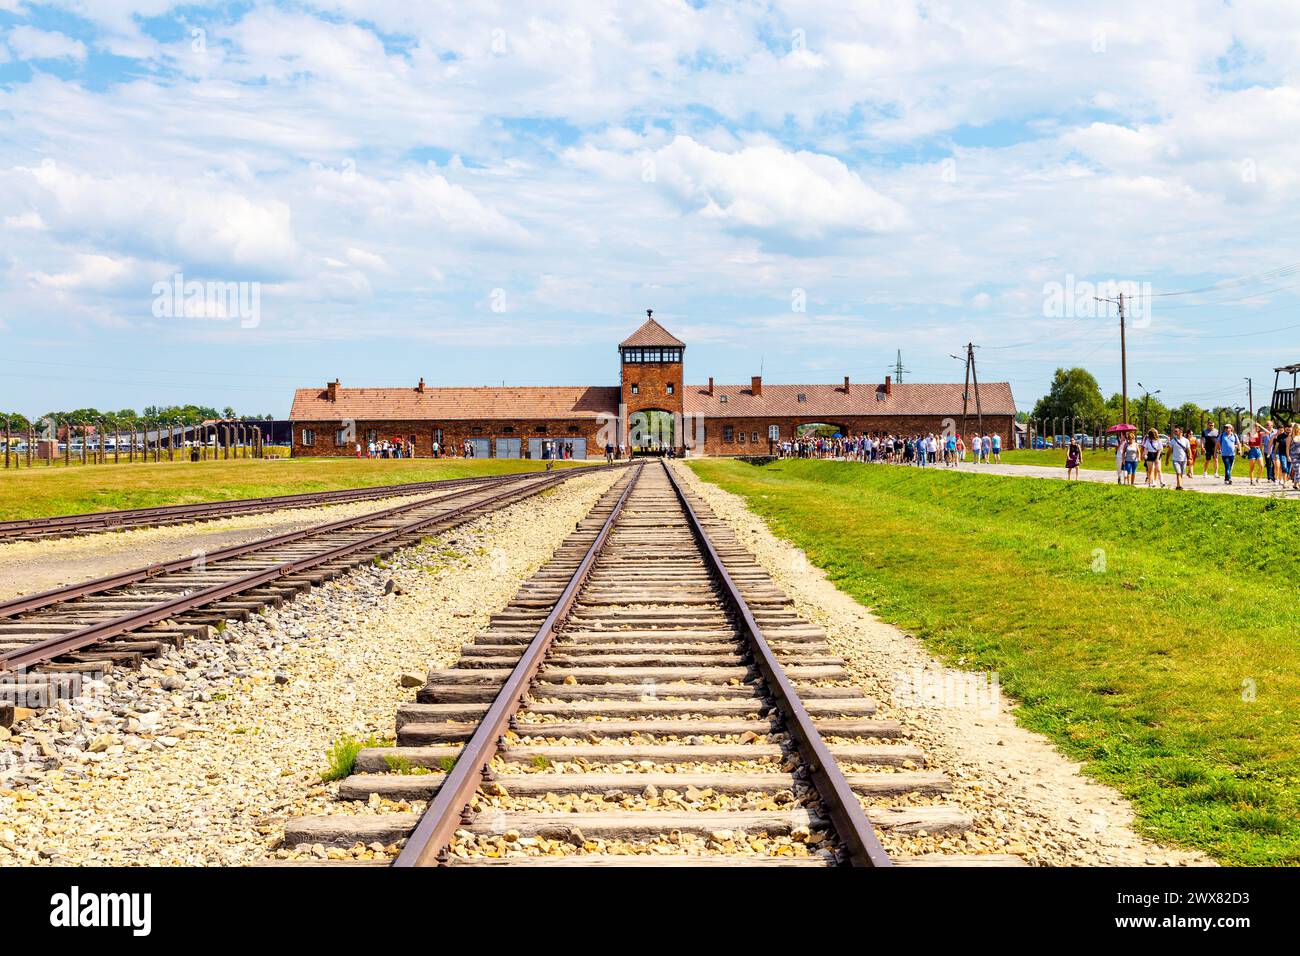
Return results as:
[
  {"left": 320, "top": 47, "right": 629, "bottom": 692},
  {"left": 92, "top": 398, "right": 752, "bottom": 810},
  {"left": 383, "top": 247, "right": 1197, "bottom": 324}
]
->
[
  {"left": 971, "top": 434, "right": 982, "bottom": 463},
  {"left": 1169, "top": 426, "right": 1190, "bottom": 490}
]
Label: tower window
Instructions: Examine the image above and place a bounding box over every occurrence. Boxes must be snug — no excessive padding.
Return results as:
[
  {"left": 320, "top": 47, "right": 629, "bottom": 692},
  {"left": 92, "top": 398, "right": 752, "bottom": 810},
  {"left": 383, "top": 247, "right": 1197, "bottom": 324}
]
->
[
  {"left": 631, "top": 384, "right": 639, "bottom": 395},
  {"left": 666, "top": 383, "right": 674, "bottom": 394}
]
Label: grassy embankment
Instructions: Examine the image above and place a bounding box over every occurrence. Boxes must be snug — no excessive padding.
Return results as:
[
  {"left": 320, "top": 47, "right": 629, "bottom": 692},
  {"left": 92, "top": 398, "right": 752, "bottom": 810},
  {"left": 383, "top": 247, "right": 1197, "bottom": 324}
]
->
[
  {"left": 0, "top": 457, "right": 595, "bottom": 521},
  {"left": 688, "top": 457, "right": 1300, "bottom": 865}
]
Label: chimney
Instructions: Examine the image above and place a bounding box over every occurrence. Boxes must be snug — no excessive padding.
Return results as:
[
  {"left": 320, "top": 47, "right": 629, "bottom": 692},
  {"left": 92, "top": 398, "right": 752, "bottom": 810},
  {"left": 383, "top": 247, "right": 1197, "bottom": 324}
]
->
[
  {"left": 707, "top": 377, "right": 714, "bottom": 396},
  {"left": 843, "top": 375, "right": 850, "bottom": 393},
  {"left": 883, "top": 375, "right": 892, "bottom": 396},
  {"left": 751, "top": 375, "right": 762, "bottom": 397},
  {"left": 326, "top": 379, "right": 339, "bottom": 402},
  {"left": 417, "top": 377, "right": 426, "bottom": 394}
]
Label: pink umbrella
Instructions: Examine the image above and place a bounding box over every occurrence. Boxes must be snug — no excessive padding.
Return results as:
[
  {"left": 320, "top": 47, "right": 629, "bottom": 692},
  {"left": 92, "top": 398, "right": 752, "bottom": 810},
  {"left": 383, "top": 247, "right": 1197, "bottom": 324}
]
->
[{"left": 1106, "top": 423, "right": 1136, "bottom": 433}]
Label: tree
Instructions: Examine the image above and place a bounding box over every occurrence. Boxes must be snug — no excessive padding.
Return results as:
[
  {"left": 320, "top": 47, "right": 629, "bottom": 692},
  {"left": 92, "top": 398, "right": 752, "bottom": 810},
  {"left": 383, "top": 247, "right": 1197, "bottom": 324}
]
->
[
  {"left": 1169, "top": 402, "right": 1205, "bottom": 433},
  {"left": 1031, "top": 368, "right": 1107, "bottom": 430}
]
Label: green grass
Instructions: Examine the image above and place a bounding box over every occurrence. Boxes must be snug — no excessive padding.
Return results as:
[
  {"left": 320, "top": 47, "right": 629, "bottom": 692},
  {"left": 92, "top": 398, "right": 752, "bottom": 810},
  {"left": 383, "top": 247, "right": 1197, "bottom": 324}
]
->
[
  {"left": 320, "top": 733, "right": 389, "bottom": 781},
  {"left": 687, "top": 458, "right": 1300, "bottom": 865},
  {"left": 0, "top": 456, "right": 596, "bottom": 521}
]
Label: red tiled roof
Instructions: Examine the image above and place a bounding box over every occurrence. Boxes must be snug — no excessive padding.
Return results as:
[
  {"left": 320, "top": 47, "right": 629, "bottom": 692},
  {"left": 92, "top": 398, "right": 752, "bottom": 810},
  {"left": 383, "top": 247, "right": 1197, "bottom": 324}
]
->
[
  {"left": 682, "top": 382, "right": 1016, "bottom": 418},
  {"left": 289, "top": 385, "right": 619, "bottom": 422},
  {"left": 619, "top": 317, "right": 685, "bottom": 348}
]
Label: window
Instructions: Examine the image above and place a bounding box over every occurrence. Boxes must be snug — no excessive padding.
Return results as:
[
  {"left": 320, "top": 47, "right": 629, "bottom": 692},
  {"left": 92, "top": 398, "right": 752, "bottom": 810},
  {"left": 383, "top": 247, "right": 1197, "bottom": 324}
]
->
[
  {"left": 738, "top": 430, "right": 746, "bottom": 443},
  {"left": 620, "top": 347, "right": 682, "bottom": 364},
  {"left": 631, "top": 384, "right": 639, "bottom": 395},
  {"left": 502, "top": 426, "right": 514, "bottom": 434},
  {"left": 434, "top": 428, "right": 444, "bottom": 443},
  {"left": 752, "top": 432, "right": 759, "bottom": 443},
  {"left": 719, "top": 394, "right": 728, "bottom": 403},
  {"left": 366, "top": 429, "right": 377, "bottom": 443},
  {"left": 723, "top": 425, "right": 735, "bottom": 442},
  {"left": 302, "top": 428, "right": 316, "bottom": 446},
  {"left": 567, "top": 425, "right": 579, "bottom": 434},
  {"left": 797, "top": 393, "right": 807, "bottom": 403},
  {"left": 666, "top": 383, "right": 674, "bottom": 394},
  {"left": 334, "top": 428, "right": 349, "bottom": 446},
  {"left": 471, "top": 426, "right": 483, "bottom": 435},
  {"left": 768, "top": 425, "right": 780, "bottom": 440},
  {"left": 535, "top": 425, "right": 547, "bottom": 433}
]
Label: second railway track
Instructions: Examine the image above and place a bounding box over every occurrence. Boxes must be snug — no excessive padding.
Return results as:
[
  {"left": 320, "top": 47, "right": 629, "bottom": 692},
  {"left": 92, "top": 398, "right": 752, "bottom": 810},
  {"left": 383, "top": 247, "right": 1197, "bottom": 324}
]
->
[
  {"left": 0, "top": 466, "right": 620, "bottom": 720},
  {"left": 283, "top": 460, "right": 1025, "bottom": 867},
  {"left": 0, "top": 470, "right": 568, "bottom": 543}
]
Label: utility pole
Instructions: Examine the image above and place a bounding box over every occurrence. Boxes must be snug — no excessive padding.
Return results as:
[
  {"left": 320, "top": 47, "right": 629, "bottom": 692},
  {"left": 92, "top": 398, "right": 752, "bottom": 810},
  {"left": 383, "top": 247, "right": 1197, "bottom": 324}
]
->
[
  {"left": 1095, "top": 290, "right": 1129, "bottom": 425},
  {"left": 1246, "top": 377, "right": 1254, "bottom": 421},
  {"left": 957, "top": 343, "right": 983, "bottom": 438}
]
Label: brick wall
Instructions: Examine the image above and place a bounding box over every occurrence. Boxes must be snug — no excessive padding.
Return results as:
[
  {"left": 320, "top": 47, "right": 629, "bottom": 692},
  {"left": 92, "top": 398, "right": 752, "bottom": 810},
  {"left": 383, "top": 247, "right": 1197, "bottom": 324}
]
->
[
  {"left": 621, "top": 359, "right": 684, "bottom": 446},
  {"left": 290, "top": 418, "right": 610, "bottom": 458},
  {"left": 690, "top": 415, "right": 1017, "bottom": 457}
]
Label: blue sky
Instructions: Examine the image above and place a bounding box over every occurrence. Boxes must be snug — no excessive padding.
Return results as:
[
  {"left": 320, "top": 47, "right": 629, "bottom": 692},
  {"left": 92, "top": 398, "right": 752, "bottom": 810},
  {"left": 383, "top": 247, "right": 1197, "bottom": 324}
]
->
[{"left": 2, "top": 0, "right": 1299, "bottom": 418}]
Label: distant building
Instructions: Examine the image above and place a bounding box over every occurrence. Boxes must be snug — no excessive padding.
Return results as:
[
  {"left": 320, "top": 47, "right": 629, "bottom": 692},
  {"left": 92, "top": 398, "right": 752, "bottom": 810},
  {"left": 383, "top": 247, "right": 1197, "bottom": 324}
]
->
[{"left": 289, "top": 313, "right": 1016, "bottom": 458}]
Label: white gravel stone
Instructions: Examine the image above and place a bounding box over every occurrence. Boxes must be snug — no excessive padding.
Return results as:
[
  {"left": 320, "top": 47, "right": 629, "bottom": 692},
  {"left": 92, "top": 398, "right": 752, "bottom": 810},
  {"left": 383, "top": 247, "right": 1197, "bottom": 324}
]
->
[{"left": 0, "top": 469, "right": 619, "bottom": 866}]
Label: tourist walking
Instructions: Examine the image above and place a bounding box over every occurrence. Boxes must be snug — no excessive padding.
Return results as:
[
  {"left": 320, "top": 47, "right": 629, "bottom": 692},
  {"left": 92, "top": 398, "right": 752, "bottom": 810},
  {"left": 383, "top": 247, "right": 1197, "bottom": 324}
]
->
[
  {"left": 1219, "top": 424, "right": 1238, "bottom": 485},
  {"left": 1169, "top": 426, "right": 1190, "bottom": 491},
  {"left": 1122, "top": 433, "right": 1139, "bottom": 485},
  {"left": 1066, "top": 438, "right": 1081, "bottom": 480},
  {"left": 1290, "top": 424, "right": 1300, "bottom": 489},
  {"left": 1142, "top": 428, "right": 1165, "bottom": 488},
  {"left": 1201, "top": 422, "right": 1219, "bottom": 476},
  {"left": 1246, "top": 424, "right": 1264, "bottom": 485}
]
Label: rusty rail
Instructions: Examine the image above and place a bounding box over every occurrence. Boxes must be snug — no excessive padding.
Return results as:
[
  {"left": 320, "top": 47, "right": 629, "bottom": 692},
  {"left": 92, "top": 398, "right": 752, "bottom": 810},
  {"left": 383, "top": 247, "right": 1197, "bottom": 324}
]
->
[
  {"left": 661, "top": 461, "right": 893, "bottom": 867},
  {"left": 0, "top": 472, "right": 550, "bottom": 619},
  {"left": 0, "top": 468, "right": 587, "bottom": 542},
  {"left": 392, "top": 464, "right": 644, "bottom": 867},
  {"left": 1, "top": 466, "right": 622, "bottom": 673}
]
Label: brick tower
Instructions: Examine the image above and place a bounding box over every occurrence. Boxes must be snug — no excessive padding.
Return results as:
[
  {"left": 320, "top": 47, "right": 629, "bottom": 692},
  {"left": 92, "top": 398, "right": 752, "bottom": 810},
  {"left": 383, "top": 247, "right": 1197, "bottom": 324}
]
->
[{"left": 619, "top": 309, "right": 685, "bottom": 451}]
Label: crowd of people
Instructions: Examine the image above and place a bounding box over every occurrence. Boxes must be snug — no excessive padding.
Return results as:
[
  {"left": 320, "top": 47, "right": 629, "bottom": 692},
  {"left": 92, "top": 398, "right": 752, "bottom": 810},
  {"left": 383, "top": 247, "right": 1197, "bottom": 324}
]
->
[
  {"left": 1100, "top": 420, "right": 1300, "bottom": 490},
  {"left": 357, "top": 438, "right": 415, "bottom": 458},
  {"left": 776, "top": 431, "right": 1004, "bottom": 465}
]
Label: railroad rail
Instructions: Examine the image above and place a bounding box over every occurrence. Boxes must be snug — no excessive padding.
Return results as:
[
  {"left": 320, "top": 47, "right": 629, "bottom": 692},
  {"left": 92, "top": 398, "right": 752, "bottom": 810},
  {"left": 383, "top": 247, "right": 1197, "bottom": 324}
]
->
[
  {"left": 0, "top": 466, "right": 619, "bottom": 719},
  {"left": 284, "top": 460, "right": 1022, "bottom": 867},
  {"left": 0, "top": 469, "right": 577, "bottom": 542}
]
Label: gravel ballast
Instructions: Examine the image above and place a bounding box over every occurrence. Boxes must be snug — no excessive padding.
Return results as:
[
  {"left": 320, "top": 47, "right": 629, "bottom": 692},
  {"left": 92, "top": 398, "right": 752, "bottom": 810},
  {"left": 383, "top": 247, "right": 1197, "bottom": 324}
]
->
[{"left": 0, "top": 469, "right": 619, "bottom": 866}]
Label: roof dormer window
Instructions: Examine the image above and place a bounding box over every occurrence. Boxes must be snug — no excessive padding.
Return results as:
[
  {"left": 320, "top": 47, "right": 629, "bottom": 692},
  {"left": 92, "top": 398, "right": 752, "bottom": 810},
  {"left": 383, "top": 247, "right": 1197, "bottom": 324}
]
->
[
  {"left": 797, "top": 393, "right": 806, "bottom": 403},
  {"left": 719, "top": 394, "right": 727, "bottom": 403}
]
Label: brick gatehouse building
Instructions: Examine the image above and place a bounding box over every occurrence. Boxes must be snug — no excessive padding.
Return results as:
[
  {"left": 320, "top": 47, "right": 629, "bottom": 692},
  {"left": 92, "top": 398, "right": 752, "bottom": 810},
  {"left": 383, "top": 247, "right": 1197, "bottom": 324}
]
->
[{"left": 288, "top": 312, "right": 1017, "bottom": 458}]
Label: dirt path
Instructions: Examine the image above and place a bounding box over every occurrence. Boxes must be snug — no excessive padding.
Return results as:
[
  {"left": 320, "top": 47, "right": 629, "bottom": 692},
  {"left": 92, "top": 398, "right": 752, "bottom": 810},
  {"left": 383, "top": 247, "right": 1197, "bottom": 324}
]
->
[
  {"left": 677, "top": 463, "right": 1212, "bottom": 867},
  {"left": 962, "top": 459, "right": 1297, "bottom": 498}
]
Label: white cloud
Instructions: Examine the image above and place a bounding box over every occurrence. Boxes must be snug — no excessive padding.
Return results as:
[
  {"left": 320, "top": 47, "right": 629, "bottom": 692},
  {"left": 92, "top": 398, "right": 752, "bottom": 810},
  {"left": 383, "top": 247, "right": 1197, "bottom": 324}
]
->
[
  {"left": 6, "top": 26, "right": 87, "bottom": 62},
  {"left": 10, "top": 162, "right": 301, "bottom": 277},
  {"left": 651, "top": 136, "right": 906, "bottom": 242}
]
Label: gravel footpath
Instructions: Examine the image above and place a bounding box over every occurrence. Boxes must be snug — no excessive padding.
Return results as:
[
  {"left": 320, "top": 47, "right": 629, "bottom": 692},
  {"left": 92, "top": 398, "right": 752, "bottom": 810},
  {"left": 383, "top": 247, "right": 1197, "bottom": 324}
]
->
[
  {"left": 675, "top": 463, "right": 1211, "bottom": 867},
  {"left": 0, "top": 486, "right": 492, "bottom": 602},
  {"left": 0, "top": 469, "right": 618, "bottom": 866},
  {"left": 957, "top": 460, "right": 1298, "bottom": 498}
]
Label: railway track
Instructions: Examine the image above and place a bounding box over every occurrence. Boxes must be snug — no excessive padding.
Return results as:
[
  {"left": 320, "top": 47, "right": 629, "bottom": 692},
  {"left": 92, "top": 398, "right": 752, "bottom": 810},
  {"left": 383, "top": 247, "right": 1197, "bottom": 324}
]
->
[
  {"left": 283, "top": 460, "right": 1024, "bottom": 867},
  {"left": 0, "top": 467, "right": 619, "bottom": 721},
  {"left": 0, "top": 470, "right": 566, "bottom": 542}
]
